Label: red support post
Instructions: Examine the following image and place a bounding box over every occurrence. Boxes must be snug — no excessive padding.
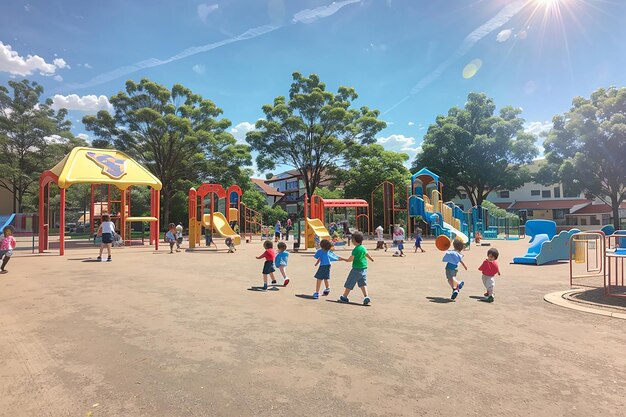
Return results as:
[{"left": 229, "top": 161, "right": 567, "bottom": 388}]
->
[
  {"left": 38, "top": 182, "right": 45, "bottom": 253},
  {"left": 59, "top": 188, "right": 66, "bottom": 256}
]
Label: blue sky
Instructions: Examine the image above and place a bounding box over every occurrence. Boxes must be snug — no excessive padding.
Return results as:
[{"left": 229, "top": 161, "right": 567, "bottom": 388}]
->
[{"left": 2, "top": 0, "right": 625, "bottom": 173}]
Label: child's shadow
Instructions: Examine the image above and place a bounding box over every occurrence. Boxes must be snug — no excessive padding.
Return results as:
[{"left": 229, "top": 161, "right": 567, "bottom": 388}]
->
[
  {"left": 295, "top": 294, "right": 317, "bottom": 300},
  {"left": 247, "top": 286, "right": 279, "bottom": 292},
  {"left": 325, "top": 300, "right": 370, "bottom": 307},
  {"left": 426, "top": 296, "right": 454, "bottom": 304}
]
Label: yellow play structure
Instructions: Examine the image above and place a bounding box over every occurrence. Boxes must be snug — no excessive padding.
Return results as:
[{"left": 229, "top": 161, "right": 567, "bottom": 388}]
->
[{"left": 188, "top": 184, "right": 242, "bottom": 248}]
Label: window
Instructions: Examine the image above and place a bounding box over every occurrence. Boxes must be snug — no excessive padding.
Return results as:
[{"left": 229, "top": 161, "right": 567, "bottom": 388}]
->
[
  {"left": 531, "top": 190, "right": 540, "bottom": 196},
  {"left": 542, "top": 190, "right": 551, "bottom": 198},
  {"left": 580, "top": 218, "right": 587, "bottom": 226},
  {"left": 564, "top": 190, "right": 579, "bottom": 198},
  {"left": 499, "top": 191, "right": 510, "bottom": 198},
  {"left": 554, "top": 187, "right": 561, "bottom": 198},
  {"left": 553, "top": 209, "right": 569, "bottom": 220},
  {"left": 527, "top": 210, "right": 534, "bottom": 217}
]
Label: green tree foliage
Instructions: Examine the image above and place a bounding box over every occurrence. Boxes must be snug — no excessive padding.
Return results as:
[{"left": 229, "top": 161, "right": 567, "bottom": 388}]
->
[
  {"left": 0, "top": 80, "right": 79, "bottom": 212},
  {"left": 482, "top": 200, "right": 516, "bottom": 219},
  {"left": 413, "top": 92, "right": 538, "bottom": 206},
  {"left": 247, "top": 72, "right": 387, "bottom": 197},
  {"left": 539, "top": 87, "right": 626, "bottom": 229},
  {"left": 261, "top": 205, "right": 288, "bottom": 226},
  {"left": 83, "top": 78, "right": 251, "bottom": 225},
  {"left": 313, "top": 186, "right": 344, "bottom": 199},
  {"left": 242, "top": 188, "right": 267, "bottom": 212}
]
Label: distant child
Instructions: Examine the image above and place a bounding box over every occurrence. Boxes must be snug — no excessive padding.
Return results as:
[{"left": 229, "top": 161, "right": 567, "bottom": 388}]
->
[
  {"left": 0, "top": 225, "right": 17, "bottom": 273},
  {"left": 478, "top": 248, "right": 501, "bottom": 303},
  {"left": 166, "top": 223, "right": 179, "bottom": 253},
  {"left": 205, "top": 229, "right": 218, "bottom": 249},
  {"left": 442, "top": 239, "right": 467, "bottom": 300},
  {"left": 96, "top": 214, "right": 115, "bottom": 261},
  {"left": 313, "top": 239, "right": 339, "bottom": 299},
  {"left": 414, "top": 232, "right": 425, "bottom": 253},
  {"left": 339, "top": 231, "right": 374, "bottom": 305},
  {"left": 256, "top": 240, "right": 276, "bottom": 290},
  {"left": 176, "top": 222, "right": 184, "bottom": 250},
  {"left": 275, "top": 241, "right": 290, "bottom": 286},
  {"left": 274, "top": 221, "right": 281, "bottom": 242}
]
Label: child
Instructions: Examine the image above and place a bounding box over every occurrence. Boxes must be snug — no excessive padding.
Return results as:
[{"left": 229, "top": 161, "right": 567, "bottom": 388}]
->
[
  {"left": 96, "top": 214, "right": 115, "bottom": 261},
  {"left": 313, "top": 239, "right": 339, "bottom": 299},
  {"left": 275, "top": 241, "right": 290, "bottom": 286},
  {"left": 205, "top": 229, "right": 218, "bottom": 249},
  {"left": 397, "top": 239, "right": 405, "bottom": 256},
  {"left": 0, "top": 225, "right": 17, "bottom": 273},
  {"left": 478, "top": 248, "right": 500, "bottom": 302},
  {"left": 442, "top": 239, "right": 467, "bottom": 300},
  {"left": 338, "top": 231, "right": 374, "bottom": 305},
  {"left": 256, "top": 240, "right": 276, "bottom": 290},
  {"left": 165, "top": 223, "right": 179, "bottom": 253},
  {"left": 414, "top": 232, "right": 425, "bottom": 253},
  {"left": 274, "top": 220, "right": 281, "bottom": 242},
  {"left": 176, "top": 222, "right": 184, "bottom": 250}
]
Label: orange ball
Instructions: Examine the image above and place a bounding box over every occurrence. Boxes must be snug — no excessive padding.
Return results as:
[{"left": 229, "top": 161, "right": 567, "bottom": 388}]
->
[{"left": 435, "top": 235, "right": 451, "bottom": 251}]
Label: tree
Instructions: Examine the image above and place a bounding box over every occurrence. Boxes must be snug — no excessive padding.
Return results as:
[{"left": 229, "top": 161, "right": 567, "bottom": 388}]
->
[
  {"left": 413, "top": 92, "right": 538, "bottom": 206},
  {"left": 247, "top": 72, "right": 386, "bottom": 197},
  {"left": 539, "top": 87, "right": 626, "bottom": 229},
  {"left": 241, "top": 188, "right": 267, "bottom": 212},
  {"left": 313, "top": 186, "right": 344, "bottom": 199},
  {"left": 0, "top": 80, "right": 75, "bottom": 212},
  {"left": 83, "top": 78, "right": 251, "bottom": 226},
  {"left": 261, "top": 205, "right": 288, "bottom": 226}
]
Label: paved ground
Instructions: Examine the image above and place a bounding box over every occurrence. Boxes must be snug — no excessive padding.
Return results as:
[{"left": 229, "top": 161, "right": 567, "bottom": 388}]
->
[{"left": 1, "top": 237, "right": 626, "bottom": 417}]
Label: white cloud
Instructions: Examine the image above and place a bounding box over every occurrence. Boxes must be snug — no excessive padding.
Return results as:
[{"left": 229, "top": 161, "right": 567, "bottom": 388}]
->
[
  {"left": 51, "top": 94, "right": 113, "bottom": 113},
  {"left": 44, "top": 134, "right": 64, "bottom": 144},
  {"left": 496, "top": 29, "right": 512, "bottom": 42},
  {"left": 230, "top": 121, "right": 256, "bottom": 144},
  {"left": 84, "top": 63, "right": 93, "bottom": 69},
  {"left": 76, "top": 133, "right": 89, "bottom": 141},
  {"left": 408, "top": 121, "right": 415, "bottom": 126},
  {"left": 292, "top": 0, "right": 360, "bottom": 24},
  {"left": 53, "top": 75, "right": 63, "bottom": 82},
  {"left": 192, "top": 64, "right": 206, "bottom": 75},
  {"left": 524, "top": 121, "right": 552, "bottom": 136},
  {"left": 378, "top": 133, "right": 421, "bottom": 155},
  {"left": 0, "top": 42, "right": 68, "bottom": 76},
  {"left": 198, "top": 3, "right": 219, "bottom": 22}
]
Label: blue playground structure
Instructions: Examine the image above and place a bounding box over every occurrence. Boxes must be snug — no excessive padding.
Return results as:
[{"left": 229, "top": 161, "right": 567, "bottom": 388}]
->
[
  {"left": 513, "top": 219, "right": 580, "bottom": 265},
  {"left": 0, "top": 213, "right": 16, "bottom": 232}
]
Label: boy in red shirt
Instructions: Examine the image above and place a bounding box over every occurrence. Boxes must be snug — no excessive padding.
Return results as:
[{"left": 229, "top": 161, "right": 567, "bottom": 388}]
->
[
  {"left": 478, "top": 248, "right": 500, "bottom": 302},
  {"left": 256, "top": 240, "right": 277, "bottom": 291}
]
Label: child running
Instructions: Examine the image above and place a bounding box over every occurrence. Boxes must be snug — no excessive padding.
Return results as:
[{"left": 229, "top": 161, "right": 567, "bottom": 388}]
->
[
  {"left": 96, "top": 214, "right": 115, "bottom": 262},
  {"left": 414, "top": 231, "right": 425, "bottom": 253},
  {"left": 256, "top": 240, "right": 276, "bottom": 291},
  {"left": 442, "top": 239, "right": 467, "bottom": 300},
  {"left": 313, "top": 239, "right": 339, "bottom": 299},
  {"left": 166, "top": 223, "right": 179, "bottom": 253},
  {"left": 275, "top": 241, "right": 290, "bottom": 286},
  {"left": 0, "top": 225, "right": 17, "bottom": 273},
  {"left": 338, "top": 232, "right": 374, "bottom": 305},
  {"left": 478, "top": 248, "right": 500, "bottom": 302}
]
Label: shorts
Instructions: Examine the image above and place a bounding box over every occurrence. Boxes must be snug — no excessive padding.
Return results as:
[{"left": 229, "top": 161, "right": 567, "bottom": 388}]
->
[
  {"left": 101, "top": 232, "right": 113, "bottom": 244},
  {"left": 445, "top": 268, "right": 458, "bottom": 280},
  {"left": 482, "top": 274, "right": 495, "bottom": 293},
  {"left": 398, "top": 243, "right": 404, "bottom": 251},
  {"left": 414, "top": 242, "right": 421, "bottom": 248},
  {"left": 314, "top": 265, "right": 331, "bottom": 280},
  {"left": 277, "top": 259, "right": 288, "bottom": 267},
  {"left": 177, "top": 237, "right": 183, "bottom": 244},
  {"left": 274, "top": 232, "right": 281, "bottom": 238},
  {"left": 344, "top": 268, "right": 367, "bottom": 290},
  {"left": 262, "top": 261, "right": 275, "bottom": 275},
  {"left": 0, "top": 249, "right": 12, "bottom": 258}
]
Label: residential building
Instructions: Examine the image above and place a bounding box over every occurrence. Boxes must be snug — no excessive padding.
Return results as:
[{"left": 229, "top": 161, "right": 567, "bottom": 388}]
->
[
  {"left": 566, "top": 202, "right": 626, "bottom": 228},
  {"left": 250, "top": 178, "right": 284, "bottom": 206},
  {"left": 265, "top": 169, "right": 333, "bottom": 215}
]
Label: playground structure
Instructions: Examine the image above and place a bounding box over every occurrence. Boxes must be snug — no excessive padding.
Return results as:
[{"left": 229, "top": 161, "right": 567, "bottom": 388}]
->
[
  {"left": 188, "top": 184, "right": 242, "bottom": 249},
  {"left": 512, "top": 220, "right": 580, "bottom": 265},
  {"left": 303, "top": 195, "right": 370, "bottom": 249},
  {"left": 370, "top": 181, "right": 408, "bottom": 236},
  {"left": 569, "top": 230, "right": 626, "bottom": 298},
  {"left": 38, "top": 147, "right": 162, "bottom": 255},
  {"left": 239, "top": 202, "right": 264, "bottom": 243}
]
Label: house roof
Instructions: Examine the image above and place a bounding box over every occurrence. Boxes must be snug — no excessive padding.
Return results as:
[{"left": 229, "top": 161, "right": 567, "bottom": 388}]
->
[
  {"left": 251, "top": 178, "right": 284, "bottom": 197},
  {"left": 569, "top": 202, "right": 626, "bottom": 215},
  {"left": 509, "top": 199, "right": 589, "bottom": 210},
  {"left": 494, "top": 202, "right": 512, "bottom": 209}
]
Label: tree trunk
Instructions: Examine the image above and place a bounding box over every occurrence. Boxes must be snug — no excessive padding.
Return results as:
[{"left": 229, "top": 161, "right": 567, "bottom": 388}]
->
[
  {"left": 611, "top": 194, "right": 620, "bottom": 230},
  {"left": 12, "top": 183, "right": 17, "bottom": 213},
  {"left": 161, "top": 189, "right": 171, "bottom": 229}
]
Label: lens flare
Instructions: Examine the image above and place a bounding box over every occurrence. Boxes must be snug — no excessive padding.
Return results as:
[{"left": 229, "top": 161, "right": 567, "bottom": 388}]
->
[{"left": 463, "top": 59, "right": 483, "bottom": 79}]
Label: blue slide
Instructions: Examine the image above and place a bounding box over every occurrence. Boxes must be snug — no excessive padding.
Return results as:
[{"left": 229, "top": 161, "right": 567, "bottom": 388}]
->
[
  {"left": 0, "top": 213, "right": 15, "bottom": 232},
  {"left": 513, "top": 220, "right": 580, "bottom": 265}
]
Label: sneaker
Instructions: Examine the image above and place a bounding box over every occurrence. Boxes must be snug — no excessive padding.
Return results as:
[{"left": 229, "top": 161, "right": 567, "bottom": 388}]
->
[
  {"left": 457, "top": 280, "right": 465, "bottom": 291},
  {"left": 339, "top": 295, "right": 349, "bottom": 303},
  {"left": 322, "top": 288, "right": 331, "bottom": 296},
  {"left": 106, "top": 257, "right": 112, "bottom": 262},
  {"left": 363, "top": 296, "right": 371, "bottom": 305},
  {"left": 313, "top": 292, "right": 319, "bottom": 299},
  {"left": 451, "top": 290, "right": 459, "bottom": 300},
  {"left": 97, "top": 256, "right": 102, "bottom": 261},
  {"left": 262, "top": 283, "right": 268, "bottom": 291},
  {"left": 486, "top": 295, "right": 494, "bottom": 303},
  {"left": 271, "top": 280, "right": 277, "bottom": 284},
  {"left": 283, "top": 278, "right": 290, "bottom": 286}
]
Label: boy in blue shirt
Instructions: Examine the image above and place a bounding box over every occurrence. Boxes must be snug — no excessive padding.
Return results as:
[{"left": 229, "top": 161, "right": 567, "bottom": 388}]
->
[
  {"left": 442, "top": 239, "right": 467, "bottom": 300},
  {"left": 414, "top": 232, "right": 425, "bottom": 253},
  {"left": 313, "top": 239, "right": 339, "bottom": 299},
  {"left": 275, "top": 241, "right": 290, "bottom": 286}
]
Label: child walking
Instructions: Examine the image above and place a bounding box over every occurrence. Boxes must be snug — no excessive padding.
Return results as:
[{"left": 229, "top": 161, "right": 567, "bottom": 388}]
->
[
  {"left": 0, "top": 225, "right": 17, "bottom": 273},
  {"left": 478, "top": 248, "right": 500, "bottom": 302},
  {"left": 414, "top": 232, "right": 425, "bottom": 253},
  {"left": 256, "top": 240, "right": 276, "bottom": 291},
  {"left": 275, "top": 241, "right": 290, "bottom": 286},
  {"left": 166, "top": 223, "right": 179, "bottom": 253},
  {"left": 339, "top": 232, "right": 374, "bottom": 305},
  {"left": 96, "top": 214, "right": 115, "bottom": 261},
  {"left": 313, "top": 239, "right": 339, "bottom": 299},
  {"left": 442, "top": 239, "right": 467, "bottom": 300},
  {"left": 176, "top": 222, "right": 184, "bottom": 250}
]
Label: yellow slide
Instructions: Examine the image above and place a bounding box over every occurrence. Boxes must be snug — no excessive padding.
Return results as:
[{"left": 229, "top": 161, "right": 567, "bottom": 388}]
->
[
  {"left": 202, "top": 212, "right": 241, "bottom": 245},
  {"left": 305, "top": 218, "right": 331, "bottom": 249}
]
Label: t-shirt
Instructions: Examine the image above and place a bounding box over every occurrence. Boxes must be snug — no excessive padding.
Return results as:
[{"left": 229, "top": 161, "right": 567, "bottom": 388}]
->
[
  {"left": 176, "top": 224, "right": 183, "bottom": 237},
  {"left": 165, "top": 231, "right": 176, "bottom": 242},
  {"left": 415, "top": 235, "right": 422, "bottom": 243},
  {"left": 442, "top": 250, "right": 463, "bottom": 270},
  {"left": 479, "top": 259, "right": 499, "bottom": 277},
  {"left": 275, "top": 224, "right": 281, "bottom": 233},
  {"left": 314, "top": 249, "right": 339, "bottom": 266},
  {"left": 101, "top": 221, "right": 115, "bottom": 234},
  {"left": 351, "top": 245, "right": 368, "bottom": 269},
  {"left": 260, "top": 249, "right": 276, "bottom": 262},
  {"left": 0, "top": 236, "right": 16, "bottom": 251},
  {"left": 275, "top": 251, "right": 289, "bottom": 266}
]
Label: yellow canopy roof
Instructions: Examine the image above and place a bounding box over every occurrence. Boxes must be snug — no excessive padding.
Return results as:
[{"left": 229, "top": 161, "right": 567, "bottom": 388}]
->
[{"left": 49, "top": 147, "right": 162, "bottom": 190}]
